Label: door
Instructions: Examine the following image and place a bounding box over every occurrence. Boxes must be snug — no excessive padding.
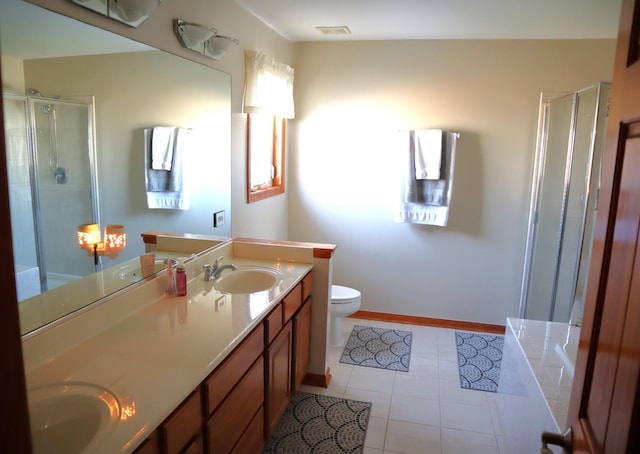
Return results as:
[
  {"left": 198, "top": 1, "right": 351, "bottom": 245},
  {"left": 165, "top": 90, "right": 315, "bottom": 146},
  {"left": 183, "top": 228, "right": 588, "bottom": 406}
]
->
[{"left": 560, "top": 0, "right": 640, "bottom": 452}]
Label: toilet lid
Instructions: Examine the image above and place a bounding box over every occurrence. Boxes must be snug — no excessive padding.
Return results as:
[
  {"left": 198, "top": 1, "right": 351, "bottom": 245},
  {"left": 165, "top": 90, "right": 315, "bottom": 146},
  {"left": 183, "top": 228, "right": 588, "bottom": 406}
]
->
[{"left": 331, "top": 285, "right": 361, "bottom": 304}]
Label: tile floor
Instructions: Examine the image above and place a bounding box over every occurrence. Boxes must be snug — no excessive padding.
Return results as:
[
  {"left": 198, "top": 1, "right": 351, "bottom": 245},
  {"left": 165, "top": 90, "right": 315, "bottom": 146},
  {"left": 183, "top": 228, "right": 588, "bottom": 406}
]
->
[{"left": 298, "top": 318, "right": 509, "bottom": 454}]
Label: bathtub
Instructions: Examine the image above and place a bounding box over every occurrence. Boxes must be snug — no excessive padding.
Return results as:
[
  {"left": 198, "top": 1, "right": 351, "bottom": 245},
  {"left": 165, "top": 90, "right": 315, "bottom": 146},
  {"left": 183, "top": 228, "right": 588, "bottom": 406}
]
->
[
  {"left": 554, "top": 341, "right": 577, "bottom": 378},
  {"left": 497, "top": 318, "right": 580, "bottom": 454},
  {"left": 15, "top": 264, "right": 40, "bottom": 300}
]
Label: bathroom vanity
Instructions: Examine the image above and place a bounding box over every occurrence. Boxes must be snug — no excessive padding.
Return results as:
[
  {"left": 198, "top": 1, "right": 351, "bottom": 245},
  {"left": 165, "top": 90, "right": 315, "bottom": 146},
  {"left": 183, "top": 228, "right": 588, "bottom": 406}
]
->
[{"left": 21, "top": 235, "right": 335, "bottom": 453}]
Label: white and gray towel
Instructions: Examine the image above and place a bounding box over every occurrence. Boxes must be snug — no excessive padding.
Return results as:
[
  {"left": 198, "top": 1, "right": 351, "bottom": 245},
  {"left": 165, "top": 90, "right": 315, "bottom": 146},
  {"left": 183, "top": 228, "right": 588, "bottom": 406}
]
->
[
  {"left": 395, "top": 129, "right": 458, "bottom": 226},
  {"left": 144, "top": 127, "right": 190, "bottom": 210}
]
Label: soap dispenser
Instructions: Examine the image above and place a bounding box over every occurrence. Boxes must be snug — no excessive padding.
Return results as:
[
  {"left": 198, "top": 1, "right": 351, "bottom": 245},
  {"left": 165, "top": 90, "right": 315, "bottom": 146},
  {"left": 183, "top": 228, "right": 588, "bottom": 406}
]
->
[{"left": 175, "top": 259, "right": 187, "bottom": 296}]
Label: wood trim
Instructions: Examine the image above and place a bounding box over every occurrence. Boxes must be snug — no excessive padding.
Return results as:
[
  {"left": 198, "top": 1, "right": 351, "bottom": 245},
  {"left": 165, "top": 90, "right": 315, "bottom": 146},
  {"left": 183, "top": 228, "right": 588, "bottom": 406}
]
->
[
  {"left": 351, "top": 310, "right": 506, "bottom": 334},
  {"left": 302, "top": 367, "right": 332, "bottom": 388},
  {"left": 141, "top": 231, "right": 229, "bottom": 245},
  {"left": 247, "top": 115, "right": 286, "bottom": 204},
  {"left": 233, "top": 237, "right": 337, "bottom": 258}
]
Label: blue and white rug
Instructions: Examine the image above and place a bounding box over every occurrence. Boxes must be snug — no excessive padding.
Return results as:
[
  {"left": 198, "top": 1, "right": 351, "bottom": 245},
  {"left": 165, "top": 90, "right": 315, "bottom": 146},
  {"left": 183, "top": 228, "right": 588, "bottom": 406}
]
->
[
  {"left": 455, "top": 331, "right": 504, "bottom": 392},
  {"left": 340, "top": 325, "right": 412, "bottom": 372},
  {"left": 264, "top": 392, "right": 371, "bottom": 453}
]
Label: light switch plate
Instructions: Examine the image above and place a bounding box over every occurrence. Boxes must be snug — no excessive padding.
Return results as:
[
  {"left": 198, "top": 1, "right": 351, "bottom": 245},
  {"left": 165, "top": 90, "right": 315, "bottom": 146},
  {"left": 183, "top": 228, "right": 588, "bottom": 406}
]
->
[{"left": 213, "top": 210, "right": 225, "bottom": 227}]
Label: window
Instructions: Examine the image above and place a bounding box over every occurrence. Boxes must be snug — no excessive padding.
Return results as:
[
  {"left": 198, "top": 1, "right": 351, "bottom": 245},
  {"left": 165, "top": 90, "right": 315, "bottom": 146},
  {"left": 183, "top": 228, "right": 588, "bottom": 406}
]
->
[{"left": 247, "top": 113, "right": 286, "bottom": 203}]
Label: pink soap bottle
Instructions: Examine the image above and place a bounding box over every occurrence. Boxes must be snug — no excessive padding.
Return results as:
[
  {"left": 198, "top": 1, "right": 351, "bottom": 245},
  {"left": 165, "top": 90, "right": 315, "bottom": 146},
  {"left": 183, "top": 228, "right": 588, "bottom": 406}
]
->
[{"left": 175, "top": 259, "right": 187, "bottom": 296}]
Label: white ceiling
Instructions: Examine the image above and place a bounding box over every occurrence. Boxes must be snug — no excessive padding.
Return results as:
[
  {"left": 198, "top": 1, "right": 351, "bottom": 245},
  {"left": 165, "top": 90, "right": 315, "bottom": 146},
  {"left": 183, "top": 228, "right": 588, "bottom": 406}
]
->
[{"left": 234, "top": 0, "right": 623, "bottom": 42}]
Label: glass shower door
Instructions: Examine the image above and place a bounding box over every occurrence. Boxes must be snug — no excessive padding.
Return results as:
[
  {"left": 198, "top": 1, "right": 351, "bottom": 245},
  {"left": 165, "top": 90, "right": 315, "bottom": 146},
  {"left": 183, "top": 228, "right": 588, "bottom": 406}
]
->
[
  {"left": 4, "top": 93, "right": 99, "bottom": 300},
  {"left": 5, "top": 97, "right": 40, "bottom": 300},
  {"left": 523, "top": 93, "right": 575, "bottom": 321},
  {"left": 521, "top": 83, "right": 610, "bottom": 323}
]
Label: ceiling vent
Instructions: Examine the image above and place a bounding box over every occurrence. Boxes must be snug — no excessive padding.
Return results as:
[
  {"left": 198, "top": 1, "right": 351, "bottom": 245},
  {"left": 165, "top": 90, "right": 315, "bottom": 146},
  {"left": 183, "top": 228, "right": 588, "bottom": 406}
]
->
[{"left": 316, "top": 26, "right": 351, "bottom": 35}]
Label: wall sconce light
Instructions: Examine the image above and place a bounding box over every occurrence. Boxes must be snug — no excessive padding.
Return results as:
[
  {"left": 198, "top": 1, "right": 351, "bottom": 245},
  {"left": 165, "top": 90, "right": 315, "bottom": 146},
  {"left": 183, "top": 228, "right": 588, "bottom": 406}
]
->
[
  {"left": 69, "top": 0, "right": 163, "bottom": 27},
  {"left": 78, "top": 223, "right": 127, "bottom": 266},
  {"left": 175, "top": 19, "right": 239, "bottom": 60}
]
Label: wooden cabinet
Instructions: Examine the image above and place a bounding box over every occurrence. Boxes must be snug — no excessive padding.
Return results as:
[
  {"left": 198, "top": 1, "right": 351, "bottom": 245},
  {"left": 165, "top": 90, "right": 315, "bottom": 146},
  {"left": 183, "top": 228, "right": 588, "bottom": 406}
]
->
[
  {"left": 204, "top": 324, "right": 264, "bottom": 414},
  {"left": 161, "top": 390, "right": 202, "bottom": 454},
  {"left": 265, "top": 319, "right": 293, "bottom": 440},
  {"left": 133, "top": 431, "right": 161, "bottom": 454},
  {"left": 134, "top": 271, "right": 313, "bottom": 454},
  {"left": 206, "top": 357, "right": 264, "bottom": 453},
  {"left": 292, "top": 297, "right": 312, "bottom": 393}
]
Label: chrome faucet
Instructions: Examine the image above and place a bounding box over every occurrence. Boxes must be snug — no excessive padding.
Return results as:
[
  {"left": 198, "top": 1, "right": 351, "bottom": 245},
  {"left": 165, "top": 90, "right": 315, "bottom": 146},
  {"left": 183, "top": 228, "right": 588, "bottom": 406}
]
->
[{"left": 202, "top": 256, "right": 237, "bottom": 281}]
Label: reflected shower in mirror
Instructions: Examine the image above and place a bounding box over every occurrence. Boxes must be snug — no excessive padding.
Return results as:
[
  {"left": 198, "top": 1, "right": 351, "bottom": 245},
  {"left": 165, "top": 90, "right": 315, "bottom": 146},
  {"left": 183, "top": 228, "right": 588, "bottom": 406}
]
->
[{"left": 0, "top": 0, "right": 232, "bottom": 335}]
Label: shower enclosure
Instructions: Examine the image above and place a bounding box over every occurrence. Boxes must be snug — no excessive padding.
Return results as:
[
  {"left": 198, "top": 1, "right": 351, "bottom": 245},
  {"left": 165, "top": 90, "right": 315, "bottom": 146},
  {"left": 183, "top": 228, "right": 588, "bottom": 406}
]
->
[
  {"left": 4, "top": 92, "right": 99, "bottom": 300},
  {"left": 519, "top": 82, "right": 611, "bottom": 324}
]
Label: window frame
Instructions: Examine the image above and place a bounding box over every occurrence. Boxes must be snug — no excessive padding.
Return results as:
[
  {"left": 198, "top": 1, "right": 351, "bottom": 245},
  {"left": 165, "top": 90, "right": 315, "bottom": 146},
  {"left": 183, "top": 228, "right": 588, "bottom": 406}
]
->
[{"left": 246, "top": 113, "right": 286, "bottom": 203}]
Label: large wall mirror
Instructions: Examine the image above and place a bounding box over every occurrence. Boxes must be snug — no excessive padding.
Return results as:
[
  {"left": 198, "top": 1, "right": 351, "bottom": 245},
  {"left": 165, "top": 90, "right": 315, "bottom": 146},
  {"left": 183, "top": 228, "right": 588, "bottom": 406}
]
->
[{"left": 0, "top": 0, "right": 232, "bottom": 335}]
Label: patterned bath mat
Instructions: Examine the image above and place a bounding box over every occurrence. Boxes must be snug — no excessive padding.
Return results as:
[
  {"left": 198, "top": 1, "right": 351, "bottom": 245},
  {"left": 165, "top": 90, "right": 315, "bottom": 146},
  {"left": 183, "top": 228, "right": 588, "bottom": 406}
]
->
[
  {"left": 340, "top": 325, "right": 412, "bottom": 372},
  {"left": 455, "top": 331, "right": 504, "bottom": 392},
  {"left": 264, "top": 392, "right": 372, "bottom": 453}
]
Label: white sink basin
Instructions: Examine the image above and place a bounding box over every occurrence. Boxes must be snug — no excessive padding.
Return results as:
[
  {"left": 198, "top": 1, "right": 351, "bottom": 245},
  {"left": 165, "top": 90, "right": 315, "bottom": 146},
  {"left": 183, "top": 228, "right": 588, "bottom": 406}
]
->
[
  {"left": 214, "top": 266, "right": 283, "bottom": 294},
  {"left": 28, "top": 383, "right": 120, "bottom": 453}
]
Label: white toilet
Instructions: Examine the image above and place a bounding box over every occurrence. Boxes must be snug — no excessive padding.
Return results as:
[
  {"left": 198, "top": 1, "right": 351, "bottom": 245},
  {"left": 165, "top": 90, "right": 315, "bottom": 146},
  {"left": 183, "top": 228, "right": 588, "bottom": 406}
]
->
[{"left": 329, "top": 285, "right": 362, "bottom": 347}]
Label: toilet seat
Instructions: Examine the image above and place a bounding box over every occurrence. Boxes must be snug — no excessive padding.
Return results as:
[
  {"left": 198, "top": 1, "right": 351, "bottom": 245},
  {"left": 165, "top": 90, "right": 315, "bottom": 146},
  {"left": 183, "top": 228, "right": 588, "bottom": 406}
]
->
[{"left": 331, "top": 285, "right": 361, "bottom": 304}]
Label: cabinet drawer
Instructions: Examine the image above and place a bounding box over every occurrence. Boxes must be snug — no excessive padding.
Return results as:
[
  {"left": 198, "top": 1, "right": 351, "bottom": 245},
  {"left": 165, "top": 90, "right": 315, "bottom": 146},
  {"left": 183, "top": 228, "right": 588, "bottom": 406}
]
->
[
  {"left": 301, "top": 272, "right": 312, "bottom": 302},
  {"left": 207, "top": 356, "right": 264, "bottom": 453},
  {"left": 205, "top": 324, "right": 264, "bottom": 415},
  {"left": 265, "top": 303, "right": 283, "bottom": 345},
  {"left": 283, "top": 284, "right": 302, "bottom": 323},
  {"left": 231, "top": 407, "right": 264, "bottom": 454},
  {"left": 161, "top": 390, "right": 201, "bottom": 454}
]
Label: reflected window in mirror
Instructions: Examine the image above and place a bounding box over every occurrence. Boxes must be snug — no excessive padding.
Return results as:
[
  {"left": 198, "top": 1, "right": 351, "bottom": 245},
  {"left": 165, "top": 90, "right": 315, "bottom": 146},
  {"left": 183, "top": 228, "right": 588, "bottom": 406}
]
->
[{"left": 247, "top": 113, "right": 285, "bottom": 203}]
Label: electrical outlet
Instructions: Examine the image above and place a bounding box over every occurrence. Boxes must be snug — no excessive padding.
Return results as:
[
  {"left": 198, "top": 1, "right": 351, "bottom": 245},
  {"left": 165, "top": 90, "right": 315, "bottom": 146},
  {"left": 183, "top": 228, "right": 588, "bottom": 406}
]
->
[{"left": 213, "top": 210, "right": 225, "bottom": 227}]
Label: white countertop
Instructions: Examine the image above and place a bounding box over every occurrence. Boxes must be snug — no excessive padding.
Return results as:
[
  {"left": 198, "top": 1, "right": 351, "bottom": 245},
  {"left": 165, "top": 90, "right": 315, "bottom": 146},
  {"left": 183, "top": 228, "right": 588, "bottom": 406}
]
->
[{"left": 22, "top": 251, "right": 313, "bottom": 453}]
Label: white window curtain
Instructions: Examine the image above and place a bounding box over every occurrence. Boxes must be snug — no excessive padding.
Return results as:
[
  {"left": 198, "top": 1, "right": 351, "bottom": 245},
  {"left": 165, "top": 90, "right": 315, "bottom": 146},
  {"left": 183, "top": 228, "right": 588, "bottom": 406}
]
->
[{"left": 243, "top": 50, "right": 295, "bottom": 119}]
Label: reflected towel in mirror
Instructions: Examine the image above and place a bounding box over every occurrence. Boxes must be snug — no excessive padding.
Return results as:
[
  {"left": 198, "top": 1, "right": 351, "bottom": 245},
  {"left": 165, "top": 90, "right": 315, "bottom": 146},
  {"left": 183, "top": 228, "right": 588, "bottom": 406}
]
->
[
  {"left": 151, "top": 126, "right": 177, "bottom": 170},
  {"left": 144, "top": 128, "right": 190, "bottom": 210}
]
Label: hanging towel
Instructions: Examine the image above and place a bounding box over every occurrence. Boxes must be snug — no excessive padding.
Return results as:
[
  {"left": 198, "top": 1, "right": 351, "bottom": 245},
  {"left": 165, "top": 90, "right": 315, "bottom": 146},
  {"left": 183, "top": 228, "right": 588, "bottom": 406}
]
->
[
  {"left": 414, "top": 129, "right": 444, "bottom": 180},
  {"left": 395, "top": 130, "right": 458, "bottom": 226},
  {"left": 151, "top": 126, "right": 178, "bottom": 170},
  {"left": 144, "top": 128, "right": 190, "bottom": 210}
]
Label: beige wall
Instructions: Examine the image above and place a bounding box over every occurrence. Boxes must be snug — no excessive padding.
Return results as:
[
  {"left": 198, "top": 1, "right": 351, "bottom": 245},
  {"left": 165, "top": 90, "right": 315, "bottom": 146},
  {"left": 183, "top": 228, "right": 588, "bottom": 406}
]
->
[
  {"left": 1, "top": 55, "right": 25, "bottom": 93},
  {"left": 289, "top": 39, "right": 616, "bottom": 324}
]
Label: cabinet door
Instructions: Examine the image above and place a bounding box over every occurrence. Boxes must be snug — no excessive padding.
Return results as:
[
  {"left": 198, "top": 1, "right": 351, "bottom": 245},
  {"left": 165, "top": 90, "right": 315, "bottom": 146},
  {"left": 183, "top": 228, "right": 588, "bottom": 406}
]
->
[
  {"left": 265, "top": 321, "right": 292, "bottom": 439},
  {"left": 161, "top": 390, "right": 202, "bottom": 454},
  {"left": 292, "top": 298, "right": 312, "bottom": 393}
]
